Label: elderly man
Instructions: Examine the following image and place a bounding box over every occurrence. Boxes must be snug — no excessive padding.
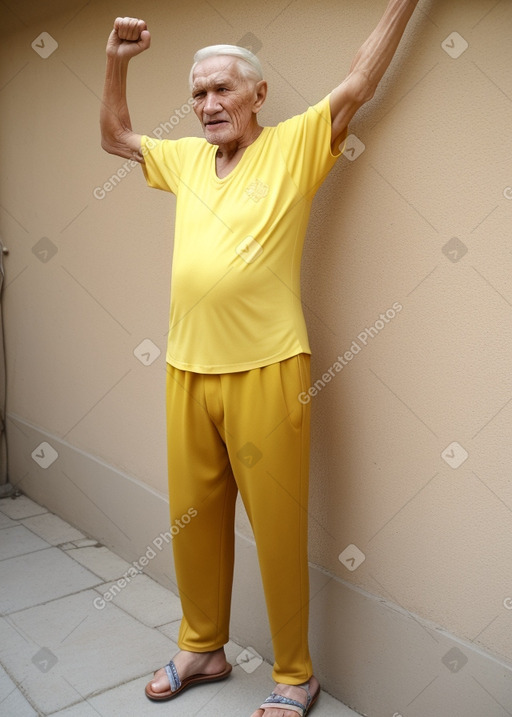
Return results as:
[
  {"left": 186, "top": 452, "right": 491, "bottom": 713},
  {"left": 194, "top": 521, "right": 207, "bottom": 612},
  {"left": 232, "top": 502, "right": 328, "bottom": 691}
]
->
[{"left": 101, "top": 2, "right": 420, "bottom": 715}]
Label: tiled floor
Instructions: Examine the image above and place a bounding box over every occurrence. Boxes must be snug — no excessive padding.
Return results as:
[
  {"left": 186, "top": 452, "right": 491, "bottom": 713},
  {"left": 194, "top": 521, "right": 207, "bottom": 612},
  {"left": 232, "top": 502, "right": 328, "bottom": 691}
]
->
[{"left": 0, "top": 494, "right": 360, "bottom": 717}]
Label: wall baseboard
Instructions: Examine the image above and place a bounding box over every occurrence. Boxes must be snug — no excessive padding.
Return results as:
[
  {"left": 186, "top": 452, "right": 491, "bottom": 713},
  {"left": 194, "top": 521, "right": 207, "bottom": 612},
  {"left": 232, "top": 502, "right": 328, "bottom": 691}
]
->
[{"left": 7, "top": 414, "right": 512, "bottom": 717}]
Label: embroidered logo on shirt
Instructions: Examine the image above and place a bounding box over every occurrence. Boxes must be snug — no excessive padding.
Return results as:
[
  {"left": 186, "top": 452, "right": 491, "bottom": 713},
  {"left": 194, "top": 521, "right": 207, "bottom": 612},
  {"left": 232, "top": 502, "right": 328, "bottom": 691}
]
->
[
  {"left": 236, "top": 236, "right": 263, "bottom": 264},
  {"left": 245, "top": 179, "right": 269, "bottom": 202}
]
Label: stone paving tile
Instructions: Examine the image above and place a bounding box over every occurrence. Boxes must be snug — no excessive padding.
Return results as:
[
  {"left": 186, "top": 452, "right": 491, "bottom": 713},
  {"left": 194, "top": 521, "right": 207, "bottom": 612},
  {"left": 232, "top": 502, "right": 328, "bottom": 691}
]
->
[
  {"left": 0, "top": 664, "right": 38, "bottom": 716},
  {"left": 0, "top": 511, "right": 16, "bottom": 529},
  {"left": 0, "top": 524, "right": 49, "bottom": 561},
  {"left": 0, "top": 548, "right": 100, "bottom": 614},
  {"left": 93, "top": 573, "right": 183, "bottom": 627},
  {"left": 0, "top": 591, "right": 177, "bottom": 715},
  {"left": 21, "top": 513, "right": 85, "bottom": 545},
  {"left": 64, "top": 544, "right": 132, "bottom": 581},
  {"left": 0, "top": 495, "right": 48, "bottom": 520}
]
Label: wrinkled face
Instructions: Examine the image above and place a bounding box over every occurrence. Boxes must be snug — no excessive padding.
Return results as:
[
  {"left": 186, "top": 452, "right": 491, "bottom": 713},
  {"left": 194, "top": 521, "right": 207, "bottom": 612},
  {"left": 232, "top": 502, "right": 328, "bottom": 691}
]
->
[{"left": 191, "top": 56, "right": 260, "bottom": 146}]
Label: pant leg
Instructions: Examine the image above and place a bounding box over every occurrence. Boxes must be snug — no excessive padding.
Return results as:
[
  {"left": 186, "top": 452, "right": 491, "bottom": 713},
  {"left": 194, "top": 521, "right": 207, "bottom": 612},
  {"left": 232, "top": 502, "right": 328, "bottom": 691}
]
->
[
  {"left": 221, "top": 354, "right": 313, "bottom": 684},
  {"left": 166, "top": 363, "right": 238, "bottom": 652}
]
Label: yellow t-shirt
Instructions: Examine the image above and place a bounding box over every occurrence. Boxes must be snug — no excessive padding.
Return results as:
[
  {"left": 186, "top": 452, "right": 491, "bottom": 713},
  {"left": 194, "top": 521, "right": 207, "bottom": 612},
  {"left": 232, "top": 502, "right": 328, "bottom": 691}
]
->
[{"left": 141, "top": 93, "right": 342, "bottom": 373}]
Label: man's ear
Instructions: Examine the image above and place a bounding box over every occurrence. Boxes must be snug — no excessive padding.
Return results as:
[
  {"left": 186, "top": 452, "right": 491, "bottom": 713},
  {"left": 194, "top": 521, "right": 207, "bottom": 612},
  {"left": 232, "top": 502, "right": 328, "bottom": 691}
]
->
[{"left": 252, "top": 80, "right": 267, "bottom": 113}]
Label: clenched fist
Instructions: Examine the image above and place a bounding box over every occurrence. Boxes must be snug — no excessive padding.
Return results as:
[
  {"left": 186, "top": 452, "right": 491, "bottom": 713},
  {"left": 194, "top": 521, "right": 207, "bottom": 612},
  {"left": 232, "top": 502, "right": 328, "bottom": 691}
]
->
[{"left": 106, "top": 17, "right": 151, "bottom": 59}]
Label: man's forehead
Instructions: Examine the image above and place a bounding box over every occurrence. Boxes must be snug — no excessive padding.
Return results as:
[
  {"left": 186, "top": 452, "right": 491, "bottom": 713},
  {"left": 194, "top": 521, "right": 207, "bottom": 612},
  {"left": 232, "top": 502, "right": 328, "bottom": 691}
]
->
[{"left": 192, "top": 56, "right": 242, "bottom": 88}]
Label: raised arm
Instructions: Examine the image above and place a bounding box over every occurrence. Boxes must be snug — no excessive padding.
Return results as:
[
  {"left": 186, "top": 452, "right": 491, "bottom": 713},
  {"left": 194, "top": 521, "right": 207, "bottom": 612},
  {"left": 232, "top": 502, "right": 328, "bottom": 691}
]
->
[
  {"left": 330, "top": 0, "right": 420, "bottom": 150},
  {"left": 100, "top": 17, "right": 151, "bottom": 161}
]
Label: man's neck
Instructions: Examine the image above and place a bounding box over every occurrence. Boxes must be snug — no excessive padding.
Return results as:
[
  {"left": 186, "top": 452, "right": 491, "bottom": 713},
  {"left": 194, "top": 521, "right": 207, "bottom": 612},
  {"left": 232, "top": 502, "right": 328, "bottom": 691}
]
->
[{"left": 215, "top": 124, "right": 263, "bottom": 162}]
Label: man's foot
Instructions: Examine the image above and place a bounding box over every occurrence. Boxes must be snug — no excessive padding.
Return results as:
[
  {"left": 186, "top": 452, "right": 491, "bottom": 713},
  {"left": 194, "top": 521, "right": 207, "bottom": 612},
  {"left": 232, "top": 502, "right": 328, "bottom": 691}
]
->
[
  {"left": 146, "top": 647, "right": 231, "bottom": 700},
  {"left": 250, "top": 675, "right": 320, "bottom": 717}
]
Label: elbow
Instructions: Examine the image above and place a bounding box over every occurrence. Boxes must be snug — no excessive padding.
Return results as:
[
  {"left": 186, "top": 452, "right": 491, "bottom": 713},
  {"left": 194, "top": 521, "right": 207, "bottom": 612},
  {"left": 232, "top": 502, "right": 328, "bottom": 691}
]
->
[
  {"left": 100, "top": 131, "right": 131, "bottom": 160},
  {"left": 100, "top": 126, "right": 117, "bottom": 155},
  {"left": 100, "top": 140, "right": 123, "bottom": 157},
  {"left": 100, "top": 137, "right": 113, "bottom": 155}
]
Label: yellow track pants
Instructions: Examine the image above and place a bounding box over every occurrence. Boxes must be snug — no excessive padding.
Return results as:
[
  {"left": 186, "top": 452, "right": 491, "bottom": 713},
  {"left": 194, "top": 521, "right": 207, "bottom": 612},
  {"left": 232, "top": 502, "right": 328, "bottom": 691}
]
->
[{"left": 165, "top": 353, "right": 313, "bottom": 684}]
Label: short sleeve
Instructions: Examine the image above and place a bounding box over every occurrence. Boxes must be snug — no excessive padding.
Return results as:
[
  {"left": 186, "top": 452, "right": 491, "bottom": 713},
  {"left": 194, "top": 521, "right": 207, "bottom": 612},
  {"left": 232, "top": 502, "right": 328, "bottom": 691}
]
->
[
  {"left": 276, "top": 93, "right": 343, "bottom": 196},
  {"left": 140, "top": 135, "right": 182, "bottom": 194}
]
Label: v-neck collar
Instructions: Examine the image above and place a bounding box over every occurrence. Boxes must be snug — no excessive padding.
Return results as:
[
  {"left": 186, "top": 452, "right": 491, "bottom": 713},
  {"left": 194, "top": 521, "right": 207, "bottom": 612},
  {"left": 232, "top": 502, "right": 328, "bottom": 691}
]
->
[{"left": 210, "top": 127, "right": 269, "bottom": 183}]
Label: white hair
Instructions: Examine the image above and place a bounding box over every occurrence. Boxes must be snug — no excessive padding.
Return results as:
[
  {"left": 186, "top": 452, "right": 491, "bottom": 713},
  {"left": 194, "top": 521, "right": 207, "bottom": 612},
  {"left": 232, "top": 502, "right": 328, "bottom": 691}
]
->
[{"left": 189, "top": 44, "right": 263, "bottom": 91}]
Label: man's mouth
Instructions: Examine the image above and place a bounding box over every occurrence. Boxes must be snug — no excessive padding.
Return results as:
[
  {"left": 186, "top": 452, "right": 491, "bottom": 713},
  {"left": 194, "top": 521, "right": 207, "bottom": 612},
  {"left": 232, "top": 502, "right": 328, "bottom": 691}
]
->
[{"left": 205, "top": 120, "right": 227, "bottom": 127}]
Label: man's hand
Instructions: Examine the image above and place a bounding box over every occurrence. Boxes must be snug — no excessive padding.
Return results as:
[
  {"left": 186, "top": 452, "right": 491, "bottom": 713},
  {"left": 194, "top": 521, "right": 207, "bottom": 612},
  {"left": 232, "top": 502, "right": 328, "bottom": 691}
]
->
[{"left": 106, "top": 17, "right": 151, "bottom": 59}]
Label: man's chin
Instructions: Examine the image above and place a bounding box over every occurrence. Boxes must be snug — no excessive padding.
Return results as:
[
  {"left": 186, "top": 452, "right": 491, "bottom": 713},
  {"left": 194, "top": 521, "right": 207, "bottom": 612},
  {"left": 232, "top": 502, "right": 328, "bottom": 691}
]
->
[{"left": 203, "top": 124, "right": 231, "bottom": 144}]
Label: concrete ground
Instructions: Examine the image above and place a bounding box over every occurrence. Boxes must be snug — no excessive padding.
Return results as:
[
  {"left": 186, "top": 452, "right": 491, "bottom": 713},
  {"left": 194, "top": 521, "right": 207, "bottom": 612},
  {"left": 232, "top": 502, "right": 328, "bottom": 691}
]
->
[{"left": 0, "top": 494, "right": 361, "bottom": 717}]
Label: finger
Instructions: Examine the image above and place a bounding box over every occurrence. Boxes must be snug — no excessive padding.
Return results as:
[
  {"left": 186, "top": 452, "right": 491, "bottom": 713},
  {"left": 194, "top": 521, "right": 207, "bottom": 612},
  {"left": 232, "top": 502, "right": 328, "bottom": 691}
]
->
[
  {"left": 114, "top": 17, "right": 147, "bottom": 42},
  {"left": 121, "top": 17, "right": 141, "bottom": 41},
  {"left": 139, "top": 29, "right": 151, "bottom": 51}
]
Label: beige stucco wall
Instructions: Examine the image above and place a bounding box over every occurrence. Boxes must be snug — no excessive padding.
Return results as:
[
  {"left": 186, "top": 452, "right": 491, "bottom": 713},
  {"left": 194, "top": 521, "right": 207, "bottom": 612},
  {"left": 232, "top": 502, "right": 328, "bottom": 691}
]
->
[{"left": 2, "top": 0, "right": 511, "bottom": 694}]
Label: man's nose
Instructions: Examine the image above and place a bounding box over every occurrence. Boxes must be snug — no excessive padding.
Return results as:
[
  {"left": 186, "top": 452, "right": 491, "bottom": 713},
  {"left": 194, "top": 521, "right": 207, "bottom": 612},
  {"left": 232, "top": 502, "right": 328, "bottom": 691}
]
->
[{"left": 203, "top": 92, "right": 222, "bottom": 114}]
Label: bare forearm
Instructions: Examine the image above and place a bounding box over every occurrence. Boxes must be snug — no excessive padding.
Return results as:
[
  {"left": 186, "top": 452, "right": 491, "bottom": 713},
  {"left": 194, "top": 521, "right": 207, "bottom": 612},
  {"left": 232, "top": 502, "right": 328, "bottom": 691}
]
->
[
  {"left": 100, "top": 56, "right": 139, "bottom": 159},
  {"left": 329, "top": 0, "right": 420, "bottom": 149},
  {"left": 350, "top": 0, "right": 419, "bottom": 101}
]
